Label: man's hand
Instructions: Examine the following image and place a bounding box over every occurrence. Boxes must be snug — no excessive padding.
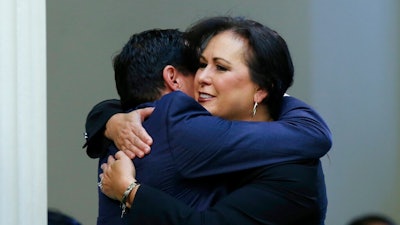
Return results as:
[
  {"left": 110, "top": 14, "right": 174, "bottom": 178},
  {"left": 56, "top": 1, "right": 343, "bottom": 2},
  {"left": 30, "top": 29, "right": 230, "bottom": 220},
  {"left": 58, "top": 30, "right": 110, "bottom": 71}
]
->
[
  {"left": 100, "top": 151, "right": 136, "bottom": 201},
  {"left": 105, "top": 107, "right": 154, "bottom": 158}
]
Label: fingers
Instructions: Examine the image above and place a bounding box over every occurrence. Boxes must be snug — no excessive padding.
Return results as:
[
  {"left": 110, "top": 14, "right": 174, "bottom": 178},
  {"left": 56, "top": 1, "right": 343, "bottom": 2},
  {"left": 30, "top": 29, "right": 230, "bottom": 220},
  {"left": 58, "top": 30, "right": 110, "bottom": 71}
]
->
[
  {"left": 100, "top": 163, "right": 106, "bottom": 171},
  {"left": 107, "top": 155, "right": 115, "bottom": 164},
  {"left": 138, "top": 107, "right": 155, "bottom": 120},
  {"left": 98, "top": 173, "right": 104, "bottom": 187},
  {"left": 126, "top": 137, "right": 150, "bottom": 158},
  {"left": 98, "top": 169, "right": 116, "bottom": 200},
  {"left": 108, "top": 107, "right": 155, "bottom": 159},
  {"left": 134, "top": 127, "right": 153, "bottom": 147},
  {"left": 114, "top": 127, "right": 136, "bottom": 151},
  {"left": 115, "top": 150, "right": 129, "bottom": 160},
  {"left": 129, "top": 109, "right": 153, "bottom": 154},
  {"left": 122, "top": 149, "right": 135, "bottom": 159},
  {"left": 120, "top": 139, "right": 148, "bottom": 159},
  {"left": 136, "top": 107, "right": 154, "bottom": 146},
  {"left": 134, "top": 129, "right": 153, "bottom": 151}
]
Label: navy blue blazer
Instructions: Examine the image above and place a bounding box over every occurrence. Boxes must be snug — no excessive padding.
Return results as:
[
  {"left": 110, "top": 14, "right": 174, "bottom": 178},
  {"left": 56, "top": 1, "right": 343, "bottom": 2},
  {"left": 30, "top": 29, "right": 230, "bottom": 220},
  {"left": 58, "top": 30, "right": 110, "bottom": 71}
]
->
[
  {"left": 129, "top": 159, "right": 327, "bottom": 225},
  {"left": 86, "top": 91, "right": 332, "bottom": 225}
]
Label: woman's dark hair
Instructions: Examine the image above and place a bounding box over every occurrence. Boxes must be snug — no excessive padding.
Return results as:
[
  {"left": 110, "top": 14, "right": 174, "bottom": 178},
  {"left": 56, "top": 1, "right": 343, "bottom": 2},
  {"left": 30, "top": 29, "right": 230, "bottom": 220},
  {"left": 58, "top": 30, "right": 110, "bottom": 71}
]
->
[{"left": 185, "top": 16, "right": 294, "bottom": 119}]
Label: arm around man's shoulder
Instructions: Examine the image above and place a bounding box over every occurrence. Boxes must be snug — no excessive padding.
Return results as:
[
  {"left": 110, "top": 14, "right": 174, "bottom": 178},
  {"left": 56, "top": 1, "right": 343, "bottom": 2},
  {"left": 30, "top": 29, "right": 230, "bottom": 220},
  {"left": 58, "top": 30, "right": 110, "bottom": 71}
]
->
[
  {"left": 280, "top": 96, "right": 332, "bottom": 155},
  {"left": 164, "top": 94, "right": 332, "bottom": 178}
]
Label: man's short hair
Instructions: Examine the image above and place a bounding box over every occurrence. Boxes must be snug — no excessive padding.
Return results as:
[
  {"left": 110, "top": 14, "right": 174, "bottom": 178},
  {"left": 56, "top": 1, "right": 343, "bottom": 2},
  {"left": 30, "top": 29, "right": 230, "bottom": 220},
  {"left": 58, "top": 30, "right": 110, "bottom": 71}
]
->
[{"left": 113, "top": 29, "right": 196, "bottom": 110}]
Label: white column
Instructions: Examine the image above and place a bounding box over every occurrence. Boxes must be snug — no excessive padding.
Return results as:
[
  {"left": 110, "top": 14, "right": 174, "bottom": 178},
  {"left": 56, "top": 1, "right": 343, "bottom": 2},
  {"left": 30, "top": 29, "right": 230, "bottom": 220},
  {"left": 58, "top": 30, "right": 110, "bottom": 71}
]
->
[{"left": 0, "top": 0, "right": 47, "bottom": 224}]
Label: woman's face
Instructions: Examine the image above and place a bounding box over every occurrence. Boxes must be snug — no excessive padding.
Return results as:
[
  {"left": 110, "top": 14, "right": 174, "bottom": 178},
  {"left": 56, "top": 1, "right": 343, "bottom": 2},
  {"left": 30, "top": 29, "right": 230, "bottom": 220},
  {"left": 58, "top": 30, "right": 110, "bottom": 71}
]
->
[{"left": 194, "top": 31, "right": 263, "bottom": 121}]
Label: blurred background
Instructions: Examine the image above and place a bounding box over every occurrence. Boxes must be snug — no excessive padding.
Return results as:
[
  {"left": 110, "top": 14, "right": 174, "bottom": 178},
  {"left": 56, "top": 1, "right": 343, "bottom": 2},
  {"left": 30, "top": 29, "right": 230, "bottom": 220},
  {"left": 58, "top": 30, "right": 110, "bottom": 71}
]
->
[{"left": 46, "top": 0, "right": 400, "bottom": 224}]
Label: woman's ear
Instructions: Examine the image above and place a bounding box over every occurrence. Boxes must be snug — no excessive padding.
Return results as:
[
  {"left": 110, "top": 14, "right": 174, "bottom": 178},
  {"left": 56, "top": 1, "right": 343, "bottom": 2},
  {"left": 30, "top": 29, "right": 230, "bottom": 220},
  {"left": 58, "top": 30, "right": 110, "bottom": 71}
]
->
[
  {"left": 254, "top": 88, "right": 268, "bottom": 103},
  {"left": 163, "top": 65, "right": 180, "bottom": 91}
]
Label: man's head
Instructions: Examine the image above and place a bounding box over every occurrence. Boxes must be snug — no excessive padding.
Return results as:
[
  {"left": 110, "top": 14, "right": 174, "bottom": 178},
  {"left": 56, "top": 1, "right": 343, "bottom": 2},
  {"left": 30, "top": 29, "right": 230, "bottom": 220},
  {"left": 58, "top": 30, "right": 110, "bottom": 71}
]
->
[{"left": 113, "top": 29, "right": 197, "bottom": 111}]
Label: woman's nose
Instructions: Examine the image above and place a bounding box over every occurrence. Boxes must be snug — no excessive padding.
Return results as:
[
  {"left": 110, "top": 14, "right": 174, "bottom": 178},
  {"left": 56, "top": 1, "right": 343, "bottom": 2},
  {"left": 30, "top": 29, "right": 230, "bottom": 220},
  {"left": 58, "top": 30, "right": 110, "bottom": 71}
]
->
[{"left": 196, "top": 68, "right": 211, "bottom": 85}]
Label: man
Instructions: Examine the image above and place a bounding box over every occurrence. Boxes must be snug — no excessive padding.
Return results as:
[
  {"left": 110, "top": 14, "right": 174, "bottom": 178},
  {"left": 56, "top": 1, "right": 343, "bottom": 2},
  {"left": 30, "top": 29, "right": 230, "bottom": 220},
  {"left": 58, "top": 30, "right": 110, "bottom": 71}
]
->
[{"left": 94, "top": 29, "right": 199, "bottom": 225}]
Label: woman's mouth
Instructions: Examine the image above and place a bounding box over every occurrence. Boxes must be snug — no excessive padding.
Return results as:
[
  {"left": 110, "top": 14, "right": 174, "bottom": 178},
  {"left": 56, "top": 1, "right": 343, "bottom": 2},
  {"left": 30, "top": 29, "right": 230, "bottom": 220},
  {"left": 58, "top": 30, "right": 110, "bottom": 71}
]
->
[{"left": 198, "top": 92, "right": 214, "bottom": 102}]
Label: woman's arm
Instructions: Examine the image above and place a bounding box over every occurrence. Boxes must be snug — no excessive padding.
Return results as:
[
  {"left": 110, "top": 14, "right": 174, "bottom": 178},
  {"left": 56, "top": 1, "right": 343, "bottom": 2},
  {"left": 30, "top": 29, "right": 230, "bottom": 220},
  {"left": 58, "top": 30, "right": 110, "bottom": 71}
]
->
[
  {"left": 87, "top": 92, "right": 332, "bottom": 177},
  {"left": 162, "top": 92, "right": 331, "bottom": 178},
  {"left": 100, "top": 151, "right": 326, "bottom": 225}
]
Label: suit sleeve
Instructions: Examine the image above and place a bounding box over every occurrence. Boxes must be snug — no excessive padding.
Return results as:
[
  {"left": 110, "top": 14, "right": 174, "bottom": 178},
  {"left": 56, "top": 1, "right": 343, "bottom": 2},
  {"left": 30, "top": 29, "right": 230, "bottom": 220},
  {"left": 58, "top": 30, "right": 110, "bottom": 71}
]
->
[
  {"left": 127, "top": 184, "right": 233, "bottom": 225},
  {"left": 165, "top": 92, "right": 332, "bottom": 178},
  {"left": 127, "top": 161, "right": 326, "bottom": 225},
  {"left": 83, "top": 99, "right": 123, "bottom": 158}
]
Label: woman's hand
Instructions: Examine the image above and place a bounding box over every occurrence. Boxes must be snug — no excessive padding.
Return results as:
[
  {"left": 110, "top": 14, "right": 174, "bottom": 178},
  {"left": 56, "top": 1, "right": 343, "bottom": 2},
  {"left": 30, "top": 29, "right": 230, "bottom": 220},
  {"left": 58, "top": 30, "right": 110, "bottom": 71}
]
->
[
  {"left": 104, "top": 107, "right": 154, "bottom": 159},
  {"left": 100, "top": 151, "right": 137, "bottom": 202}
]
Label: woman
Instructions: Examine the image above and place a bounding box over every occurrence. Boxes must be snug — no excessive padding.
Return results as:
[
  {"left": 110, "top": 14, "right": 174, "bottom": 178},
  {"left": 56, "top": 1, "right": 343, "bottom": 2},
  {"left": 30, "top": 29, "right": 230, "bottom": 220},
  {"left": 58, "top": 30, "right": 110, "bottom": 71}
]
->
[{"left": 99, "top": 16, "right": 331, "bottom": 224}]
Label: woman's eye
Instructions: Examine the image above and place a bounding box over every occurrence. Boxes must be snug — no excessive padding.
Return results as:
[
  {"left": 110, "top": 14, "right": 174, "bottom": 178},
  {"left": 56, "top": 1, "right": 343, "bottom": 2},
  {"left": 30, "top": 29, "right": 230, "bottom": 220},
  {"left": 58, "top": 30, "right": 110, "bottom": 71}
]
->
[
  {"left": 198, "top": 62, "right": 207, "bottom": 68},
  {"left": 216, "top": 65, "right": 228, "bottom": 71}
]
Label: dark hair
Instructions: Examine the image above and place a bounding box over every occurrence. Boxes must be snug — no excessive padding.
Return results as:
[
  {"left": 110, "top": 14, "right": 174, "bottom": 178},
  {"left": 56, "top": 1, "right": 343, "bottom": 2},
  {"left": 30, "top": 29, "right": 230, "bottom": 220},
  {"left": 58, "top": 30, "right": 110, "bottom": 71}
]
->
[
  {"left": 113, "top": 29, "right": 196, "bottom": 110},
  {"left": 348, "top": 214, "right": 396, "bottom": 225},
  {"left": 185, "top": 16, "right": 294, "bottom": 119}
]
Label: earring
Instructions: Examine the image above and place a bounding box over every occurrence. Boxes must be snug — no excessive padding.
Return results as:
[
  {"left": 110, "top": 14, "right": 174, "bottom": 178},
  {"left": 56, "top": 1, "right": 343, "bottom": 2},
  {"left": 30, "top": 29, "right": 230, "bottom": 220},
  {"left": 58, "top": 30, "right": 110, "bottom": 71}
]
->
[{"left": 252, "top": 102, "right": 258, "bottom": 117}]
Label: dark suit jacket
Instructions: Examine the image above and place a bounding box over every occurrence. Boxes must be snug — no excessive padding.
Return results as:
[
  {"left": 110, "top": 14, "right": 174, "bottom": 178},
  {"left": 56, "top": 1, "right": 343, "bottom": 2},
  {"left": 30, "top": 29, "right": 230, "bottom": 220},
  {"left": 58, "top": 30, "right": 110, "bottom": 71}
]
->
[
  {"left": 128, "top": 160, "right": 326, "bottom": 225},
  {"left": 85, "top": 91, "right": 332, "bottom": 225}
]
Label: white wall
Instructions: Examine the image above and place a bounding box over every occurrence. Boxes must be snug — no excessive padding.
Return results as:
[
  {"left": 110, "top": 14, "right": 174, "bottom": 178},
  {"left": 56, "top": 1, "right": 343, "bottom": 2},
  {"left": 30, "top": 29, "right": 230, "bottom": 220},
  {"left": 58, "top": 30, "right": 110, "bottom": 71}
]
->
[
  {"left": 310, "top": 0, "right": 400, "bottom": 224},
  {"left": 47, "top": 1, "right": 400, "bottom": 224}
]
